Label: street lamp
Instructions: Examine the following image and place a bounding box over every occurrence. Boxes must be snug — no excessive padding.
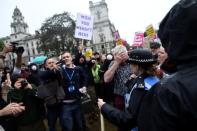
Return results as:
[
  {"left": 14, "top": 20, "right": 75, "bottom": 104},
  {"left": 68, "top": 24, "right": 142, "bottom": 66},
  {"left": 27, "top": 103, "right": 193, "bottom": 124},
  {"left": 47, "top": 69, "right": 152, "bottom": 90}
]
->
[
  {"left": 103, "top": 35, "right": 106, "bottom": 54},
  {"left": 56, "top": 35, "right": 61, "bottom": 55}
]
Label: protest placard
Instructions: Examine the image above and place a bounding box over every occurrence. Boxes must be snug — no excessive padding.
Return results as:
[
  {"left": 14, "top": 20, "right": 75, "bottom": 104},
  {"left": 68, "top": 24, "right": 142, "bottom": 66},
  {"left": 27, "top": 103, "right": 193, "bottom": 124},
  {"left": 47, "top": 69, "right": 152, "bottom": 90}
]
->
[
  {"left": 133, "top": 32, "right": 144, "bottom": 46},
  {"left": 74, "top": 13, "right": 94, "bottom": 40}
]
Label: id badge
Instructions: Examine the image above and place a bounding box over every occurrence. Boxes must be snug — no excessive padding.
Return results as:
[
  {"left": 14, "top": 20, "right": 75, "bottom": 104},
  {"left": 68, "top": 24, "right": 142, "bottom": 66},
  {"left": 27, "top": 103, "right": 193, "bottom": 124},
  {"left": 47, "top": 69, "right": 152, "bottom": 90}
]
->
[{"left": 68, "top": 85, "right": 75, "bottom": 92}]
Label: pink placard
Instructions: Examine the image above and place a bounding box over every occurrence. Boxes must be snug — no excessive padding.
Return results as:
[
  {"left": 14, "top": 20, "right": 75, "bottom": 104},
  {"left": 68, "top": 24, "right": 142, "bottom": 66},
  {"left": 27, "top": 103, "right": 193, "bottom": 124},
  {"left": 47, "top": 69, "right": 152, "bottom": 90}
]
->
[{"left": 133, "top": 32, "right": 144, "bottom": 46}]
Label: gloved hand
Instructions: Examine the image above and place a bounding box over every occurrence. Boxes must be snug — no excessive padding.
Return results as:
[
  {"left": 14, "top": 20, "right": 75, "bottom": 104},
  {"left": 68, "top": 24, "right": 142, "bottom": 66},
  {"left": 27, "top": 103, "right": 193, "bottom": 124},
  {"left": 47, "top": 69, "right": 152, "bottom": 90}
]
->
[{"left": 79, "top": 86, "right": 87, "bottom": 94}]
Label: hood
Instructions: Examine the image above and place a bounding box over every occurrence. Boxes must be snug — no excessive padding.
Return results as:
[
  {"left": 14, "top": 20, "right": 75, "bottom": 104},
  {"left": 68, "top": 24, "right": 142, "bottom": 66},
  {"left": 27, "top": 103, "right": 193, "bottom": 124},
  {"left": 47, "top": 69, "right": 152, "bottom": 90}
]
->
[{"left": 158, "top": 0, "right": 197, "bottom": 64}]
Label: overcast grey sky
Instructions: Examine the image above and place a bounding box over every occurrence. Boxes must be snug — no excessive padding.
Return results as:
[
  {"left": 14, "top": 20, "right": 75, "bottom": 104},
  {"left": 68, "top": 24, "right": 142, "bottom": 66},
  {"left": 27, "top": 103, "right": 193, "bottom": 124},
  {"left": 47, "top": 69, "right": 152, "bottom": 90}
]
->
[{"left": 0, "top": 0, "right": 179, "bottom": 44}]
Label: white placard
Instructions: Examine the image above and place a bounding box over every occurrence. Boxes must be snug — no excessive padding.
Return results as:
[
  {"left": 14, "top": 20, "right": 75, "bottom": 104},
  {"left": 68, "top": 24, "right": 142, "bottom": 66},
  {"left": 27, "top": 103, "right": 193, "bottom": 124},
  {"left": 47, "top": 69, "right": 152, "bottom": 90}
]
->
[{"left": 74, "top": 13, "right": 94, "bottom": 40}]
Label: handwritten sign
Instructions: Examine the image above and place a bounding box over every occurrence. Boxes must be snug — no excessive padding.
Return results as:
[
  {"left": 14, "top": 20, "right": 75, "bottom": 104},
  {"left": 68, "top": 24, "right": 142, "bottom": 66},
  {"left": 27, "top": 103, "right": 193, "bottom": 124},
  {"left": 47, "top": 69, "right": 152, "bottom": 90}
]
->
[{"left": 74, "top": 13, "right": 94, "bottom": 40}]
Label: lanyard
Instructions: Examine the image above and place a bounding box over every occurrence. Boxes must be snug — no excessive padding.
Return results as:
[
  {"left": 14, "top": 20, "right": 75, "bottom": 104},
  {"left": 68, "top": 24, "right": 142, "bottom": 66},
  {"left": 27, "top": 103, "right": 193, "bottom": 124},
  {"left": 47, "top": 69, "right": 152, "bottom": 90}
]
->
[
  {"left": 125, "top": 83, "right": 137, "bottom": 108},
  {"left": 64, "top": 68, "right": 75, "bottom": 81}
]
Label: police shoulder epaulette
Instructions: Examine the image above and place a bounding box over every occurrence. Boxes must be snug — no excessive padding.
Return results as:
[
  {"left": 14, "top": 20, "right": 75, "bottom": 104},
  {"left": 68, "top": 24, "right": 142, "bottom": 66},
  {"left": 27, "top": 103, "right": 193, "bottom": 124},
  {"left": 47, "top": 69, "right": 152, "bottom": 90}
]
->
[{"left": 144, "top": 76, "right": 159, "bottom": 90}]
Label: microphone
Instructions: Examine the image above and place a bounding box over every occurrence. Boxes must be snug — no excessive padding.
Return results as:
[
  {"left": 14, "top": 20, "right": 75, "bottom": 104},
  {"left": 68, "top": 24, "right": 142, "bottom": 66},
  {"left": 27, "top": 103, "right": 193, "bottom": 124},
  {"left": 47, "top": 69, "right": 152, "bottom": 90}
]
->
[{"left": 56, "top": 59, "right": 64, "bottom": 65}]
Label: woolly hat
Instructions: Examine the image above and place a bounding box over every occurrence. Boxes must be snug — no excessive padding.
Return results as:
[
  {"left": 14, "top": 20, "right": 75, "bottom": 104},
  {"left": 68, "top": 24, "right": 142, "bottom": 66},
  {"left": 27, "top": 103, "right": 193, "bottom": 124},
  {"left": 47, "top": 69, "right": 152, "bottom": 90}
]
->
[{"left": 128, "top": 49, "right": 157, "bottom": 65}]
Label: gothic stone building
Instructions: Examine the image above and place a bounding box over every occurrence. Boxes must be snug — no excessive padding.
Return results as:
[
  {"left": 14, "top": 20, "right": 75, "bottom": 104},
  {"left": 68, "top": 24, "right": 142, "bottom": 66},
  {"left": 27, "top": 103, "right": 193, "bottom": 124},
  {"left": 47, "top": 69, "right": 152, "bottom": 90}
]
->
[{"left": 88, "top": 0, "right": 116, "bottom": 54}]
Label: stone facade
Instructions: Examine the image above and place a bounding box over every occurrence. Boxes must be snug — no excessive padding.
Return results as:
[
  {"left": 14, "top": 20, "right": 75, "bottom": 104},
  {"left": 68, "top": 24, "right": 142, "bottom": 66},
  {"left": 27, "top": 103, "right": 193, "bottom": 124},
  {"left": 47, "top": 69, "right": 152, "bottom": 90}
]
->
[
  {"left": 1, "top": 1, "right": 117, "bottom": 68},
  {"left": 1, "top": 7, "right": 41, "bottom": 67},
  {"left": 89, "top": 0, "right": 116, "bottom": 54}
]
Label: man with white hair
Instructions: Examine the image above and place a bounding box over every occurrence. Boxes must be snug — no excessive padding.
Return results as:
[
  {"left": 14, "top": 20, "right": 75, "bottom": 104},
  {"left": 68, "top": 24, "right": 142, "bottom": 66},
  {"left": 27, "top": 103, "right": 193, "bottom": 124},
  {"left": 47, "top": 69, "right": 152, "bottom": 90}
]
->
[{"left": 104, "top": 45, "right": 131, "bottom": 131}]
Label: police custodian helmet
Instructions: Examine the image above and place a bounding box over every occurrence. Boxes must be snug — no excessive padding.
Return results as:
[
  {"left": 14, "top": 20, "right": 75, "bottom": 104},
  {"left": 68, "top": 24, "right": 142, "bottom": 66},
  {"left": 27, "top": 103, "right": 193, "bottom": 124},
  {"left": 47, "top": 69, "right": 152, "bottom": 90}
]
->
[{"left": 127, "top": 48, "right": 157, "bottom": 65}]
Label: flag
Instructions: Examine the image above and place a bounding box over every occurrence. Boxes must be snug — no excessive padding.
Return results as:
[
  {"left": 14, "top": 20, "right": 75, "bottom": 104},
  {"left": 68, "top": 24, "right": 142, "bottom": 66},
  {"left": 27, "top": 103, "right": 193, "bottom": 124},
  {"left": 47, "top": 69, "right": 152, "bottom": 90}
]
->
[{"left": 114, "top": 30, "right": 120, "bottom": 41}]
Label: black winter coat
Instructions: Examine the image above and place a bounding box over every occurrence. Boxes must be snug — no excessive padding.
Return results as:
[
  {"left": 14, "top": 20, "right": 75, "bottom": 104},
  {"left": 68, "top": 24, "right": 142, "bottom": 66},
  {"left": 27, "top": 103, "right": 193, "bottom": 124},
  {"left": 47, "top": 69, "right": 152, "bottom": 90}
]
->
[
  {"left": 153, "top": 0, "right": 197, "bottom": 130},
  {"left": 138, "top": 64, "right": 197, "bottom": 131},
  {"left": 61, "top": 65, "right": 88, "bottom": 100}
]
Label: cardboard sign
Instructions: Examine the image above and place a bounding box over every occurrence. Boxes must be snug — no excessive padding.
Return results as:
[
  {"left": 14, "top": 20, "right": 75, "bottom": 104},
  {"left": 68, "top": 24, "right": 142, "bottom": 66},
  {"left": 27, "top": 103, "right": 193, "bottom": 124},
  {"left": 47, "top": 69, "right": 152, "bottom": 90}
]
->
[
  {"left": 146, "top": 24, "right": 156, "bottom": 39},
  {"left": 74, "top": 13, "right": 94, "bottom": 40}
]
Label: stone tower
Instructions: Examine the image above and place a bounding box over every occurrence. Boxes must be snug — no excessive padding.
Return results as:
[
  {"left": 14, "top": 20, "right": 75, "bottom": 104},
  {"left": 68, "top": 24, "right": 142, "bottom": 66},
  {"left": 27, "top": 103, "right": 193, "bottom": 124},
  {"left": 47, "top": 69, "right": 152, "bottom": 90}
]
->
[
  {"left": 89, "top": 0, "right": 116, "bottom": 54},
  {"left": 10, "top": 7, "right": 30, "bottom": 41},
  {"left": 1, "top": 7, "right": 40, "bottom": 66}
]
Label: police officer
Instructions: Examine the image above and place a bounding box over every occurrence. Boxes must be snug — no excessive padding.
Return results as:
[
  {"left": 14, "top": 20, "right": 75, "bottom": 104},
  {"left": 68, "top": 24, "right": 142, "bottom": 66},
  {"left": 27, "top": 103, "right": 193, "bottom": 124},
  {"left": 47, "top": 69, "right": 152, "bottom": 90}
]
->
[{"left": 98, "top": 49, "right": 160, "bottom": 131}]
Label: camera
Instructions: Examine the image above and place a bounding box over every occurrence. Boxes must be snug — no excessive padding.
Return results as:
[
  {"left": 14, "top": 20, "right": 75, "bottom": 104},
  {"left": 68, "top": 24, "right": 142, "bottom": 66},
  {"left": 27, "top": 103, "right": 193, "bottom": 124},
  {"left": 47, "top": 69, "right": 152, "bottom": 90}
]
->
[
  {"left": 10, "top": 42, "right": 24, "bottom": 54},
  {"left": 20, "top": 80, "right": 28, "bottom": 88},
  {"left": 3, "top": 67, "right": 11, "bottom": 74}
]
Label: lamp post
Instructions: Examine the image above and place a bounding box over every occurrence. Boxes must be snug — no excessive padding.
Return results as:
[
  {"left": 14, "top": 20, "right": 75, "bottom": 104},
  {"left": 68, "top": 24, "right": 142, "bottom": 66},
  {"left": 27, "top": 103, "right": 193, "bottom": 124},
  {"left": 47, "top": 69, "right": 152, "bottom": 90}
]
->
[
  {"left": 103, "top": 36, "right": 106, "bottom": 54},
  {"left": 56, "top": 35, "right": 61, "bottom": 56}
]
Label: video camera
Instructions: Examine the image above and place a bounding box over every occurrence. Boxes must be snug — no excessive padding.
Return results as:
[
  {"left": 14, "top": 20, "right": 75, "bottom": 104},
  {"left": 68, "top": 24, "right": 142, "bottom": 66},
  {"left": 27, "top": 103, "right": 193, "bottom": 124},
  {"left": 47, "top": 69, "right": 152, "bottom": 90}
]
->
[{"left": 10, "top": 42, "right": 24, "bottom": 54}]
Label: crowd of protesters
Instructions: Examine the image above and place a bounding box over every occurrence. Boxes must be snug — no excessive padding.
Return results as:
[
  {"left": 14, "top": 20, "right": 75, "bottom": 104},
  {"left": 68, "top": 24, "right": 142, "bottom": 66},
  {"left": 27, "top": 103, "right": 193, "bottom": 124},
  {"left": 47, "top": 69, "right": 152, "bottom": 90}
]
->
[
  {"left": 0, "top": 42, "right": 116, "bottom": 131},
  {"left": 1, "top": 0, "right": 197, "bottom": 131}
]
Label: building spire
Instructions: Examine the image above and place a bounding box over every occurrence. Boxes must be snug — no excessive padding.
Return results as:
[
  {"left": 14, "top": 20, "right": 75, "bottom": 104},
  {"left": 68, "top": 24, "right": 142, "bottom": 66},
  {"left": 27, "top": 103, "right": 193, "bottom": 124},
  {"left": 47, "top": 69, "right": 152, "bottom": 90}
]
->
[{"left": 11, "top": 7, "right": 29, "bottom": 35}]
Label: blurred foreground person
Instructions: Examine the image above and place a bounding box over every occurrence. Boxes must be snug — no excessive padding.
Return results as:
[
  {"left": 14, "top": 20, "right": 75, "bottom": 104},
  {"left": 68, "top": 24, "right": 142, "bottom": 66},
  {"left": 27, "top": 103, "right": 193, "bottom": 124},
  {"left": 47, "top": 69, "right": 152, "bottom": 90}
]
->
[
  {"left": 0, "top": 102, "right": 25, "bottom": 131},
  {"left": 138, "top": 0, "right": 197, "bottom": 131}
]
